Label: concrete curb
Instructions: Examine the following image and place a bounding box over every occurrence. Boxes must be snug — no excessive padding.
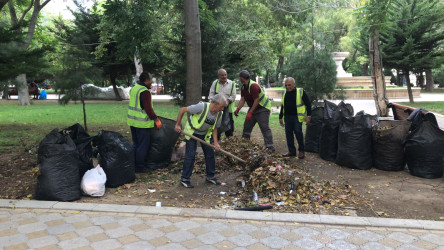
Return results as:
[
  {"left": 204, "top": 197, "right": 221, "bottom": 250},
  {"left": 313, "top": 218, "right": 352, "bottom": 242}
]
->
[{"left": 2, "top": 199, "right": 444, "bottom": 230}]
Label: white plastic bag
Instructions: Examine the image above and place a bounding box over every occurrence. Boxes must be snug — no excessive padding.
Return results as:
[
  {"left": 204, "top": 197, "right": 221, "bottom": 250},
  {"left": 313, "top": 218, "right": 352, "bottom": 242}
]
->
[{"left": 81, "top": 164, "right": 107, "bottom": 197}]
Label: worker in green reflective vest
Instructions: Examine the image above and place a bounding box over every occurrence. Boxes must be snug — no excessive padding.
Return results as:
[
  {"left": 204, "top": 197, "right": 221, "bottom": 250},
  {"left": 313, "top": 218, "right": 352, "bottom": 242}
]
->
[
  {"left": 234, "top": 70, "right": 275, "bottom": 151},
  {"left": 174, "top": 94, "right": 227, "bottom": 188},
  {"left": 279, "top": 77, "right": 311, "bottom": 159},
  {"left": 208, "top": 68, "right": 236, "bottom": 139},
  {"left": 127, "top": 72, "right": 162, "bottom": 173}
]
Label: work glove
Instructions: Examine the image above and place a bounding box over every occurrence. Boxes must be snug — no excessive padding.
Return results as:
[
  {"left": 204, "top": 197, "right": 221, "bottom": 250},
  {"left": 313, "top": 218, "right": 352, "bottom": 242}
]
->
[
  {"left": 234, "top": 107, "right": 240, "bottom": 117},
  {"left": 245, "top": 112, "right": 253, "bottom": 122},
  {"left": 155, "top": 119, "right": 162, "bottom": 129}
]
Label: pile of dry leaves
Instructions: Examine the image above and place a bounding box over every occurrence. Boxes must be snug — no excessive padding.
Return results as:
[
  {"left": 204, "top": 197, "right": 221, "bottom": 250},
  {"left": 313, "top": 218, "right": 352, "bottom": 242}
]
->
[{"left": 194, "top": 136, "right": 370, "bottom": 214}]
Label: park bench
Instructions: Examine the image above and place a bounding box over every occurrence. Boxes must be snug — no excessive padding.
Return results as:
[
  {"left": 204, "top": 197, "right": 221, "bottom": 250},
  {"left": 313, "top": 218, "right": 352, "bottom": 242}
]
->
[
  {"left": 389, "top": 102, "right": 443, "bottom": 130},
  {"left": 7, "top": 86, "right": 39, "bottom": 99}
]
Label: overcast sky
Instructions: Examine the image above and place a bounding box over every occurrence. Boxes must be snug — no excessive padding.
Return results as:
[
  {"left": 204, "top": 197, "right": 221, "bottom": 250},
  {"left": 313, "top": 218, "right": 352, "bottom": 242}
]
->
[{"left": 42, "top": 0, "right": 95, "bottom": 19}]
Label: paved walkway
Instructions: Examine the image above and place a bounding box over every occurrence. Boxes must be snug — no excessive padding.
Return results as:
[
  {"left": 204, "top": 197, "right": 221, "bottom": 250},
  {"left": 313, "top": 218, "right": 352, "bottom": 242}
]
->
[{"left": 1, "top": 199, "right": 444, "bottom": 249}]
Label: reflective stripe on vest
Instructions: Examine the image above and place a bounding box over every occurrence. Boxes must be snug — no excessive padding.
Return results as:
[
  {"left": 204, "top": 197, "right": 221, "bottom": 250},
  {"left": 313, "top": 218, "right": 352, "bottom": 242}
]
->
[
  {"left": 184, "top": 102, "right": 222, "bottom": 142},
  {"left": 215, "top": 80, "right": 236, "bottom": 113},
  {"left": 281, "top": 88, "right": 307, "bottom": 123},
  {"left": 247, "top": 80, "right": 271, "bottom": 110},
  {"left": 127, "top": 84, "right": 155, "bottom": 128}
]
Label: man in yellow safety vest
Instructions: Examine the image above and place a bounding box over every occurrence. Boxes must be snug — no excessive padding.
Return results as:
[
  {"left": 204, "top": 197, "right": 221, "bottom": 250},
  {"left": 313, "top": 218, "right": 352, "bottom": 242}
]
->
[
  {"left": 279, "top": 77, "right": 311, "bottom": 159},
  {"left": 174, "top": 94, "right": 227, "bottom": 188},
  {"left": 127, "top": 72, "right": 162, "bottom": 173}
]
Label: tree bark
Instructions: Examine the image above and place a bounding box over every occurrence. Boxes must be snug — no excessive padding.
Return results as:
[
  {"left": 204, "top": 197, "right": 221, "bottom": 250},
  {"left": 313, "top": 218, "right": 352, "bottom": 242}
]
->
[
  {"left": 405, "top": 70, "right": 414, "bottom": 103},
  {"left": 362, "top": 63, "right": 368, "bottom": 76},
  {"left": 15, "top": 74, "right": 30, "bottom": 105},
  {"left": 369, "top": 30, "right": 389, "bottom": 116},
  {"left": 184, "top": 0, "right": 202, "bottom": 106},
  {"left": 276, "top": 56, "right": 284, "bottom": 82},
  {"left": 134, "top": 54, "right": 143, "bottom": 80},
  {"left": 425, "top": 69, "right": 434, "bottom": 92},
  {"left": 110, "top": 72, "right": 122, "bottom": 101}
]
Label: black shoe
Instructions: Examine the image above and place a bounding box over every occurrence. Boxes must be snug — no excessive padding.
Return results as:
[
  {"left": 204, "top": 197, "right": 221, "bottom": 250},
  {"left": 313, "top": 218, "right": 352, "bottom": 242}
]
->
[
  {"left": 180, "top": 180, "right": 194, "bottom": 188},
  {"left": 206, "top": 177, "right": 222, "bottom": 185}
]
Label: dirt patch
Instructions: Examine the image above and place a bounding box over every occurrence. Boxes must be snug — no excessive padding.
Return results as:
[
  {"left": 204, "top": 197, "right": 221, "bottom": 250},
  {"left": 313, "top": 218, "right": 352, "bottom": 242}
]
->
[{"left": 1, "top": 124, "right": 444, "bottom": 221}]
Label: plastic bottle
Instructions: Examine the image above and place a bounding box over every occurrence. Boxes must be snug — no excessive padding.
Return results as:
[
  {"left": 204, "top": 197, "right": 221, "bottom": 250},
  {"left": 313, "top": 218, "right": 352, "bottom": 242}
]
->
[{"left": 253, "top": 192, "right": 259, "bottom": 203}]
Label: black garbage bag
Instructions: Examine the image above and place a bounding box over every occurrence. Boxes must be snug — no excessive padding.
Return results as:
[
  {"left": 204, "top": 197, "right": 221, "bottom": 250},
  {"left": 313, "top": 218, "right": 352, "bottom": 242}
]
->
[
  {"left": 403, "top": 115, "right": 444, "bottom": 179},
  {"left": 319, "top": 101, "right": 354, "bottom": 161},
  {"left": 35, "top": 128, "right": 81, "bottom": 201},
  {"left": 407, "top": 108, "right": 438, "bottom": 131},
  {"left": 94, "top": 130, "right": 135, "bottom": 187},
  {"left": 145, "top": 117, "right": 181, "bottom": 171},
  {"left": 217, "top": 107, "right": 231, "bottom": 133},
  {"left": 305, "top": 104, "right": 324, "bottom": 153},
  {"left": 61, "top": 123, "right": 94, "bottom": 178},
  {"left": 336, "top": 111, "right": 373, "bottom": 170},
  {"left": 373, "top": 120, "right": 411, "bottom": 171}
]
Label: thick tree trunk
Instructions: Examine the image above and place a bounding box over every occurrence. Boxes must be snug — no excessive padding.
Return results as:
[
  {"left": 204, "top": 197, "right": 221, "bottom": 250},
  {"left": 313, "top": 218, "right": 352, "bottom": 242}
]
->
[
  {"left": 276, "top": 56, "right": 284, "bottom": 82},
  {"left": 369, "top": 30, "right": 389, "bottom": 116},
  {"left": 405, "top": 70, "right": 414, "bottom": 103},
  {"left": 15, "top": 74, "right": 30, "bottom": 105},
  {"left": 425, "top": 69, "right": 434, "bottom": 92},
  {"left": 184, "top": 0, "right": 202, "bottom": 106}
]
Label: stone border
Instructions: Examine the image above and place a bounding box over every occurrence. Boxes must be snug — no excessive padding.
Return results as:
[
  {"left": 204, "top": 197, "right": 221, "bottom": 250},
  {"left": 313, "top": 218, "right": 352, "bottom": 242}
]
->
[{"left": 1, "top": 199, "right": 444, "bottom": 230}]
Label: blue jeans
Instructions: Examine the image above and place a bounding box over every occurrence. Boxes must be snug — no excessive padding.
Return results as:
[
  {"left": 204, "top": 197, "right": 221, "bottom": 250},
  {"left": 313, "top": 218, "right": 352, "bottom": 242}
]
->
[
  {"left": 182, "top": 133, "right": 215, "bottom": 181},
  {"left": 130, "top": 126, "right": 152, "bottom": 171},
  {"left": 284, "top": 115, "right": 304, "bottom": 154}
]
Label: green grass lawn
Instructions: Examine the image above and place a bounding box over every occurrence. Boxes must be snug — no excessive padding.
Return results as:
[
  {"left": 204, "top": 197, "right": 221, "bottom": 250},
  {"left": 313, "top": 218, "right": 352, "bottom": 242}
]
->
[
  {"left": 398, "top": 101, "right": 444, "bottom": 115},
  {"left": 0, "top": 100, "right": 287, "bottom": 151}
]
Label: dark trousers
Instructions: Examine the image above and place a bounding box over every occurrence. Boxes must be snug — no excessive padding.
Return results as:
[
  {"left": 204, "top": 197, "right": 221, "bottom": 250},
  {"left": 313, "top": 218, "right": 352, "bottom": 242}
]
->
[
  {"left": 182, "top": 133, "right": 215, "bottom": 181},
  {"left": 217, "top": 112, "right": 234, "bottom": 139},
  {"left": 242, "top": 107, "right": 274, "bottom": 149},
  {"left": 284, "top": 115, "right": 304, "bottom": 154},
  {"left": 130, "top": 126, "right": 152, "bottom": 171}
]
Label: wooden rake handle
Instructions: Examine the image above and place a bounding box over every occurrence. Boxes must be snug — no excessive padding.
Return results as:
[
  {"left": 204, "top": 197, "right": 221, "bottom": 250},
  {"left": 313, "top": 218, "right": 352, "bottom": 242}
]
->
[{"left": 180, "top": 130, "right": 246, "bottom": 163}]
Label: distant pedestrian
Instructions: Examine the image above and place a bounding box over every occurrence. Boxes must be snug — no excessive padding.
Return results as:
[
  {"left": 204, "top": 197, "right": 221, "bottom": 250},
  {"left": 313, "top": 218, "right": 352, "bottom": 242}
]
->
[{"left": 279, "top": 77, "right": 311, "bottom": 159}]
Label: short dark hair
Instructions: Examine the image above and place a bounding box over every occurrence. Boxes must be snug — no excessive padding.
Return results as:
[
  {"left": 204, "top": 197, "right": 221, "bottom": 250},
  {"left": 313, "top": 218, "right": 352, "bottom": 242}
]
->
[{"left": 139, "top": 72, "right": 151, "bottom": 83}]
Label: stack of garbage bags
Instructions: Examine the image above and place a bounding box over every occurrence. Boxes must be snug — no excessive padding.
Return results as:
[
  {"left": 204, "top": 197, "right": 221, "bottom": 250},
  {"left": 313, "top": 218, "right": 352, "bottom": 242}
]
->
[
  {"left": 305, "top": 100, "right": 444, "bottom": 179},
  {"left": 35, "top": 118, "right": 179, "bottom": 201}
]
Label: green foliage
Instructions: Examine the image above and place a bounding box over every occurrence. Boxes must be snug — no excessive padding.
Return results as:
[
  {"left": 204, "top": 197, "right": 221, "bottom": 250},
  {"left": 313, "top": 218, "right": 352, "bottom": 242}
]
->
[
  {"left": 380, "top": 0, "right": 444, "bottom": 73},
  {"left": 433, "top": 65, "right": 444, "bottom": 88},
  {"left": 282, "top": 50, "right": 337, "bottom": 101}
]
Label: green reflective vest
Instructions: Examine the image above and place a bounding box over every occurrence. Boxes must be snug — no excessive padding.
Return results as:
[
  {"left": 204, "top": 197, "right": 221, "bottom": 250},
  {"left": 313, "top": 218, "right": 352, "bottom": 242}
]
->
[
  {"left": 184, "top": 102, "right": 222, "bottom": 142},
  {"left": 281, "top": 88, "right": 307, "bottom": 123},
  {"left": 246, "top": 80, "right": 271, "bottom": 111},
  {"left": 214, "top": 80, "right": 236, "bottom": 113},
  {"left": 127, "top": 84, "right": 155, "bottom": 128}
]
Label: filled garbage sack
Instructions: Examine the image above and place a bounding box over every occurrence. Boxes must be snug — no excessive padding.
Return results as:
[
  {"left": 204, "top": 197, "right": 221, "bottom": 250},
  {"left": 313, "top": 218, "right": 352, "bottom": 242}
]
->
[
  {"left": 61, "top": 123, "right": 94, "bottom": 178},
  {"left": 319, "top": 100, "right": 354, "bottom": 161},
  {"left": 145, "top": 117, "right": 180, "bottom": 171},
  {"left": 407, "top": 108, "right": 438, "bottom": 131},
  {"left": 94, "top": 130, "right": 135, "bottom": 187},
  {"left": 305, "top": 104, "right": 324, "bottom": 153},
  {"left": 335, "top": 111, "right": 373, "bottom": 170},
  {"left": 81, "top": 164, "right": 106, "bottom": 197},
  {"left": 373, "top": 120, "right": 410, "bottom": 171},
  {"left": 36, "top": 128, "right": 81, "bottom": 201},
  {"left": 403, "top": 113, "right": 444, "bottom": 179}
]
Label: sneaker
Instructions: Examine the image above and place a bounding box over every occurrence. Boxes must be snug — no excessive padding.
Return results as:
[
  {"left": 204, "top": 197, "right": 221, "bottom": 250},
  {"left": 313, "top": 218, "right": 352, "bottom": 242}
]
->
[
  {"left": 206, "top": 177, "right": 222, "bottom": 185},
  {"left": 180, "top": 180, "right": 194, "bottom": 188}
]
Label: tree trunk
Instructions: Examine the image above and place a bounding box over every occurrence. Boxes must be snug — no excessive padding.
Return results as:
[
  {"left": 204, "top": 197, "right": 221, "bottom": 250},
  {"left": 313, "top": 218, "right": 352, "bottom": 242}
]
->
[
  {"left": 396, "top": 69, "right": 402, "bottom": 86},
  {"left": 405, "top": 70, "right": 414, "bottom": 103},
  {"left": 362, "top": 63, "right": 368, "bottom": 76},
  {"left": 425, "top": 69, "right": 434, "bottom": 92},
  {"left": 110, "top": 73, "right": 122, "bottom": 101},
  {"left": 80, "top": 87, "right": 88, "bottom": 131},
  {"left": 369, "top": 30, "right": 389, "bottom": 116},
  {"left": 9, "top": 0, "right": 51, "bottom": 106},
  {"left": 184, "top": 0, "right": 202, "bottom": 106},
  {"left": 265, "top": 70, "right": 270, "bottom": 87},
  {"left": 134, "top": 54, "right": 143, "bottom": 79},
  {"left": 15, "top": 74, "right": 30, "bottom": 105},
  {"left": 276, "top": 56, "right": 284, "bottom": 82}
]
